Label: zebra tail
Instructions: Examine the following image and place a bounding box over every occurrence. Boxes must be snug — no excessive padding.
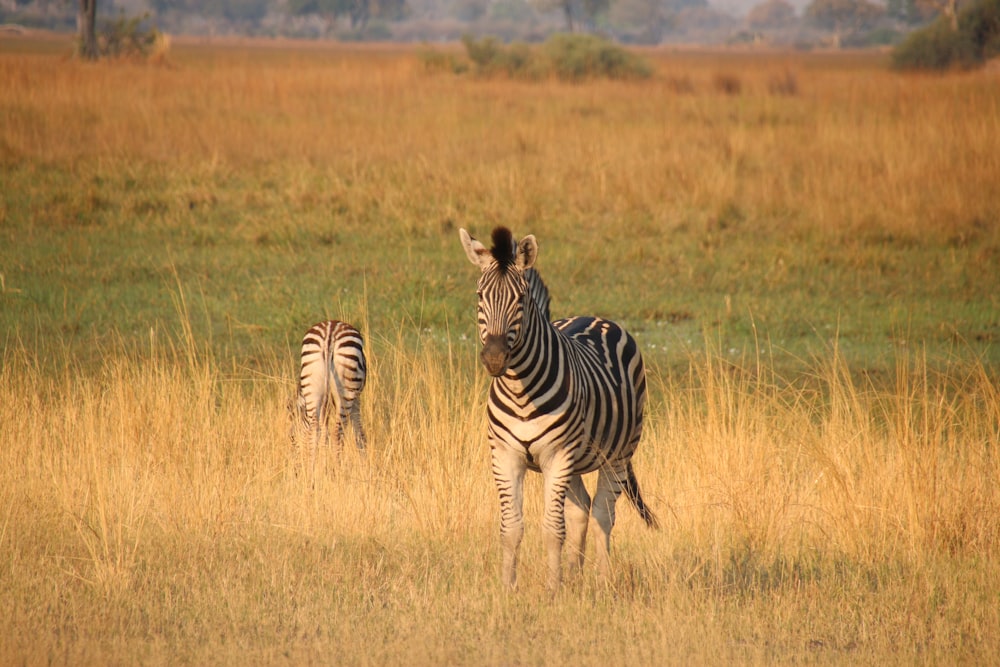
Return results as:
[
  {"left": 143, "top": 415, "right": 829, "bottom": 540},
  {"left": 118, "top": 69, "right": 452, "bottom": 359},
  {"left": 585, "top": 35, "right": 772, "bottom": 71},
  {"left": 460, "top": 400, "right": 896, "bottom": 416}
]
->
[{"left": 624, "top": 462, "right": 659, "bottom": 530}]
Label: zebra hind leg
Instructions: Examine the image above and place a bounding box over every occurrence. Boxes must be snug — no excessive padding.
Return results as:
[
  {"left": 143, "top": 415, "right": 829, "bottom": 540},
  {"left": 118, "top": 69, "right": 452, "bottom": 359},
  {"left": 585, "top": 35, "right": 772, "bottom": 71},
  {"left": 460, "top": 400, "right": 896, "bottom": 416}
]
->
[
  {"left": 309, "top": 414, "right": 325, "bottom": 482},
  {"left": 591, "top": 468, "right": 624, "bottom": 582},
  {"left": 330, "top": 395, "right": 356, "bottom": 466},
  {"left": 564, "top": 475, "right": 591, "bottom": 575},
  {"left": 541, "top": 460, "right": 573, "bottom": 592},
  {"left": 349, "top": 399, "right": 366, "bottom": 453}
]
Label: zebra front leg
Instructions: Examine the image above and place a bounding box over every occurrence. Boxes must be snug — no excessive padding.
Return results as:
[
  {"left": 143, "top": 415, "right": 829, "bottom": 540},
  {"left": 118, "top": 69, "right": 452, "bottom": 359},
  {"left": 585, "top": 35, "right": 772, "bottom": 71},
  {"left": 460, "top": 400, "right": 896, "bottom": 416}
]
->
[
  {"left": 492, "top": 446, "right": 526, "bottom": 589},
  {"left": 565, "top": 474, "right": 591, "bottom": 574},
  {"left": 591, "top": 468, "right": 624, "bottom": 582},
  {"left": 541, "top": 456, "right": 573, "bottom": 592}
]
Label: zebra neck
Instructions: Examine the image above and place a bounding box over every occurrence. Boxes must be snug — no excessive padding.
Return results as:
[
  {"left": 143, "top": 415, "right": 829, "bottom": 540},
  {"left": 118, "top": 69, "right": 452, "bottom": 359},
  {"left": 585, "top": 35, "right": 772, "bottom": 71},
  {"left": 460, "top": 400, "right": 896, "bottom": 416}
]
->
[{"left": 504, "top": 295, "right": 562, "bottom": 382}]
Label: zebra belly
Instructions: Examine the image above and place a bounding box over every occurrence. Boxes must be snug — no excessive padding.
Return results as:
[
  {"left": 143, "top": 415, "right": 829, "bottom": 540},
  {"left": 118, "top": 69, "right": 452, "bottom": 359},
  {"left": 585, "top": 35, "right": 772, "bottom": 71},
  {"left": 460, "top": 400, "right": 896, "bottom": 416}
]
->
[{"left": 492, "top": 410, "right": 610, "bottom": 477}]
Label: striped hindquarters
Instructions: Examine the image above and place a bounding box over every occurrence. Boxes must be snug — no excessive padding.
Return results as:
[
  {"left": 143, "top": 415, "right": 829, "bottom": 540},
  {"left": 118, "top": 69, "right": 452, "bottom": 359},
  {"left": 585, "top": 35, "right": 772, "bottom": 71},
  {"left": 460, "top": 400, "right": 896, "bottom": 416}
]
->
[
  {"left": 294, "top": 320, "right": 367, "bottom": 450},
  {"left": 559, "top": 316, "right": 644, "bottom": 468}
]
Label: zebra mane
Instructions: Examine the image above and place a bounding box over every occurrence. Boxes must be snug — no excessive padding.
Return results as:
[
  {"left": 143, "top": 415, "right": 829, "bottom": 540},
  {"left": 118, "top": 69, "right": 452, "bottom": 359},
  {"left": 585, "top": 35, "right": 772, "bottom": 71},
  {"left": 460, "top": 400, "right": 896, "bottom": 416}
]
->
[{"left": 490, "top": 226, "right": 516, "bottom": 273}]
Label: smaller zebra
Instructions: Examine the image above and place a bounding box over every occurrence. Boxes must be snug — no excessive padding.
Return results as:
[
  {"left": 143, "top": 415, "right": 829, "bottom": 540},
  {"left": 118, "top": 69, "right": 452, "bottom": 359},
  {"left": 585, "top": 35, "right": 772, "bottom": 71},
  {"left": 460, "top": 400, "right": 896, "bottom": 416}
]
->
[{"left": 290, "top": 320, "right": 367, "bottom": 475}]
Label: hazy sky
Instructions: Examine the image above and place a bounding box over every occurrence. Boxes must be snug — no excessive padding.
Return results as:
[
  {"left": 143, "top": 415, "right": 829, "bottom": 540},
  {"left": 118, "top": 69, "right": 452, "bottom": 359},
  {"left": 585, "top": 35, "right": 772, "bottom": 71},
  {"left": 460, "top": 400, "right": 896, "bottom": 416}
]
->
[{"left": 109, "top": 0, "right": 814, "bottom": 22}]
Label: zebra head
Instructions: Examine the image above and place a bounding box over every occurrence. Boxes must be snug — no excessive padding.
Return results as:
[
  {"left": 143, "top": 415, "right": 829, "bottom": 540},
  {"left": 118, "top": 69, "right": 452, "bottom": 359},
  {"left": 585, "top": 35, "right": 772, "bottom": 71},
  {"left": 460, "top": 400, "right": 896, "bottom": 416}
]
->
[{"left": 460, "top": 226, "right": 538, "bottom": 377}]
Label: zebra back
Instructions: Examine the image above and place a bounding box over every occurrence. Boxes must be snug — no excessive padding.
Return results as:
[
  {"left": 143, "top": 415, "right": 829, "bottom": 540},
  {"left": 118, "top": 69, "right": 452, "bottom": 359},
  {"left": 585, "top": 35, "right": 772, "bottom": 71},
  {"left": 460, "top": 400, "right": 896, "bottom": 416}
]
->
[{"left": 524, "top": 267, "right": 551, "bottom": 322}]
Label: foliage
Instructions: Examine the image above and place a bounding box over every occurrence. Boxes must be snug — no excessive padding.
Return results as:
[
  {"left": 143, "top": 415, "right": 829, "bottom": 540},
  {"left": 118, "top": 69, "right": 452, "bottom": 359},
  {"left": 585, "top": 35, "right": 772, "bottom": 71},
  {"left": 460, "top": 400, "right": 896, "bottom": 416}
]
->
[
  {"left": 843, "top": 25, "right": 904, "bottom": 45},
  {"left": 960, "top": 0, "right": 1000, "bottom": 58},
  {"left": 542, "top": 32, "right": 652, "bottom": 80},
  {"left": 607, "top": 0, "right": 676, "bottom": 44},
  {"left": 455, "top": 33, "right": 652, "bottom": 80},
  {"left": 891, "top": 0, "right": 1000, "bottom": 69},
  {"left": 148, "top": 0, "right": 271, "bottom": 21},
  {"left": 460, "top": 34, "right": 538, "bottom": 76},
  {"left": 417, "top": 46, "right": 470, "bottom": 73},
  {"left": 487, "top": 0, "right": 538, "bottom": 22},
  {"left": 288, "top": 0, "right": 350, "bottom": 15},
  {"left": 885, "top": 0, "right": 939, "bottom": 24},
  {"left": 804, "top": 0, "right": 885, "bottom": 31},
  {"left": 746, "top": 0, "right": 798, "bottom": 28},
  {"left": 99, "top": 12, "right": 165, "bottom": 61},
  {"left": 891, "top": 16, "right": 978, "bottom": 67}
]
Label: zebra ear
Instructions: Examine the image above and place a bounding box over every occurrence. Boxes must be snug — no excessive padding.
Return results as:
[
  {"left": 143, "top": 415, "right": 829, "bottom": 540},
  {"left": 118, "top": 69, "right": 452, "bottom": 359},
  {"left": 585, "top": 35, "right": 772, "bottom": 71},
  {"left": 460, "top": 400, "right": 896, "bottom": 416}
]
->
[
  {"left": 516, "top": 234, "right": 537, "bottom": 271},
  {"left": 460, "top": 228, "right": 491, "bottom": 270}
]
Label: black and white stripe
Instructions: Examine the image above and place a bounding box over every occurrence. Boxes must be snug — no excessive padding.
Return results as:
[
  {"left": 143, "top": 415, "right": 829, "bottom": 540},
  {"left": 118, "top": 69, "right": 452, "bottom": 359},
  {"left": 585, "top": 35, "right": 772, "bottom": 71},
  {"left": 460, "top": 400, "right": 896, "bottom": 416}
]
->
[
  {"left": 291, "top": 320, "right": 367, "bottom": 474},
  {"left": 524, "top": 268, "right": 550, "bottom": 322},
  {"left": 460, "top": 226, "right": 656, "bottom": 591}
]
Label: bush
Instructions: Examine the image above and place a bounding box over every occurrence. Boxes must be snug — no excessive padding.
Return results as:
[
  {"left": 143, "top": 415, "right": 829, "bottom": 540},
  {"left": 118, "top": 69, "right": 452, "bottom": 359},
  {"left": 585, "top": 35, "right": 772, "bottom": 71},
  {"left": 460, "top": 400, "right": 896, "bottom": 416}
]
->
[
  {"left": 960, "top": 0, "right": 1000, "bottom": 59},
  {"left": 460, "top": 35, "right": 542, "bottom": 78},
  {"left": 891, "top": 0, "right": 1000, "bottom": 70},
  {"left": 417, "top": 47, "right": 469, "bottom": 75},
  {"left": 892, "top": 17, "right": 979, "bottom": 69},
  {"left": 99, "top": 12, "right": 164, "bottom": 61},
  {"left": 543, "top": 33, "right": 652, "bottom": 81},
  {"left": 455, "top": 33, "right": 651, "bottom": 81}
]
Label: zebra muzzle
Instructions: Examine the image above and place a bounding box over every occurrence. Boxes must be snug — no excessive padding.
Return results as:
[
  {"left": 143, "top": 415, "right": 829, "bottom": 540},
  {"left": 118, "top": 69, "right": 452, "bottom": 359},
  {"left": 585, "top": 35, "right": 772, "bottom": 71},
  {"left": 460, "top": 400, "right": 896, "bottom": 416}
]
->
[{"left": 480, "top": 335, "right": 510, "bottom": 376}]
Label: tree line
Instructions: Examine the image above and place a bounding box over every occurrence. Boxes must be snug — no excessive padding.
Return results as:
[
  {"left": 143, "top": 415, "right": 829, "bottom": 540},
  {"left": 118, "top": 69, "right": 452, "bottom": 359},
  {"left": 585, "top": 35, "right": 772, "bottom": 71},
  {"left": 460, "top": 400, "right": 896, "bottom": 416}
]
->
[{"left": 0, "top": 0, "right": 977, "bottom": 54}]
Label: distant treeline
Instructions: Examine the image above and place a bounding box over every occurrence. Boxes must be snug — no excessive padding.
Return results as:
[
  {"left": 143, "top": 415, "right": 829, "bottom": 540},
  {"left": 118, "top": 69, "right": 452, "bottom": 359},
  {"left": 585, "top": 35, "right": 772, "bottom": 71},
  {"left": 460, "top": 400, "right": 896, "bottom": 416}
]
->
[{"left": 0, "top": 0, "right": 968, "bottom": 48}]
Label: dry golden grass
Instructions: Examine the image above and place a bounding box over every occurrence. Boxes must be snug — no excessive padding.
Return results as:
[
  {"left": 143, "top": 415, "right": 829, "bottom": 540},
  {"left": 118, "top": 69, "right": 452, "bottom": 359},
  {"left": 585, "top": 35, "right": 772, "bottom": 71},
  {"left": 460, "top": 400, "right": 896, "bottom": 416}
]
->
[
  {"left": 2, "top": 38, "right": 999, "bottom": 664},
  {"left": 3, "top": 42, "right": 998, "bottom": 243},
  {"left": 2, "top": 318, "right": 999, "bottom": 664}
]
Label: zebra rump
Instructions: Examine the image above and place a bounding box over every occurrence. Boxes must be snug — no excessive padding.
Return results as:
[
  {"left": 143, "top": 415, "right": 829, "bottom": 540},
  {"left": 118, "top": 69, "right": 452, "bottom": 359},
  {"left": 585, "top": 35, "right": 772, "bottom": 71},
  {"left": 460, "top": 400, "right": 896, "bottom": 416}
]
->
[{"left": 291, "top": 320, "right": 367, "bottom": 472}]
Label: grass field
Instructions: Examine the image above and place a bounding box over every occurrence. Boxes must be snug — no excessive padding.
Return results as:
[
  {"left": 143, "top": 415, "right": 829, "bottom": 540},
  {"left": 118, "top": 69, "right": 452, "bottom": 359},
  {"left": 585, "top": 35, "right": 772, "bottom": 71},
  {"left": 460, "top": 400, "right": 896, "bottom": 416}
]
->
[{"left": 1, "top": 35, "right": 999, "bottom": 664}]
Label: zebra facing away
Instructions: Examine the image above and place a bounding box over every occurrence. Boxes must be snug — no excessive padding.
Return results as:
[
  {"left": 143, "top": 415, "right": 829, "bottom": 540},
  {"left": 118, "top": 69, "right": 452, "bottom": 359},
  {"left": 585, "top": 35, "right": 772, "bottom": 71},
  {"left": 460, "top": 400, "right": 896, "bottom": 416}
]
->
[
  {"left": 290, "top": 320, "right": 367, "bottom": 476},
  {"left": 459, "top": 226, "right": 658, "bottom": 591}
]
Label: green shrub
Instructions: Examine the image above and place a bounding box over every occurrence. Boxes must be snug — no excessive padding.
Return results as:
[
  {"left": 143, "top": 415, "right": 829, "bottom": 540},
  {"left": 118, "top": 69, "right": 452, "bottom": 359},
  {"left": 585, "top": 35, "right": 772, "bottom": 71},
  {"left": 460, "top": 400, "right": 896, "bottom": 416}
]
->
[
  {"left": 959, "top": 0, "right": 1000, "bottom": 59},
  {"left": 891, "top": 0, "right": 1000, "bottom": 70},
  {"left": 455, "top": 33, "right": 651, "bottom": 81},
  {"left": 543, "top": 33, "right": 652, "bottom": 81},
  {"left": 461, "top": 34, "right": 506, "bottom": 73},
  {"left": 99, "top": 12, "right": 163, "bottom": 61},
  {"left": 417, "top": 47, "right": 469, "bottom": 75},
  {"left": 892, "top": 17, "right": 979, "bottom": 69}
]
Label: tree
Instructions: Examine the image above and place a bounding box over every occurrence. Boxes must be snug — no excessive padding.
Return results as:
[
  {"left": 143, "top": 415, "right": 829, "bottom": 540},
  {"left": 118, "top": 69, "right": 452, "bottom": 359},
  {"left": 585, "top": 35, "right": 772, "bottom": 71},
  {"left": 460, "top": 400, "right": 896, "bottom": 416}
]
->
[
  {"left": 289, "top": 0, "right": 406, "bottom": 33},
  {"left": 78, "top": 0, "right": 98, "bottom": 59},
  {"left": 891, "top": 0, "right": 1000, "bottom": 69},
  {"left": 805, "top": 0, "right": 884, "bottom": 46},
  {"left": 349, "top": 0, "right": 370, "bottom": 27},
  {"left": 531, "top": 0, "right": 580, "bottom": 32},
  {"left": 288, "top": 0, "right": 350, "bottom": 35},
  {"left": 747, "top": 0, "right": 797, "bottom": 27}
]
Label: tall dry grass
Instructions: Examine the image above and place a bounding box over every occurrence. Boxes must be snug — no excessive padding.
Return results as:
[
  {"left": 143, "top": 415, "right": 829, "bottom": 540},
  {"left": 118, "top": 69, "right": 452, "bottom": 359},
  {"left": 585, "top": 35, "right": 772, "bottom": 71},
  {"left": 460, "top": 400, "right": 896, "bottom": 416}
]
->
[
  {"left": 2, "top": 316, "right": 998, "bottom": 664},
  {"left": 3, "top": 45, "right": 998, "bottom": 244}
]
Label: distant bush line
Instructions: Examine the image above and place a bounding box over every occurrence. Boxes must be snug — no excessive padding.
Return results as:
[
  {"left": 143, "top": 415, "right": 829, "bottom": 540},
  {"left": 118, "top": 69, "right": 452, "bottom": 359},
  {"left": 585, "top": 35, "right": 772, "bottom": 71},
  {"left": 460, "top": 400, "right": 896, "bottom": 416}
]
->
[
  {"left": 420, "top": 33, "right": 653, "bottom": 82},
  {"left": 891, "top": 0, "right": 1000, "bottom": 70}
]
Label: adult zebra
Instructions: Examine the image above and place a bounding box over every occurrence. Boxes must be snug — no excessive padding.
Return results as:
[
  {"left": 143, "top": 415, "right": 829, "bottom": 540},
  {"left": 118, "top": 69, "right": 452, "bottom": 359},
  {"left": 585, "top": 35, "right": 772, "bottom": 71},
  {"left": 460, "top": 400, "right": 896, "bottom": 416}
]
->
[
  {"left": 290, "top": 320, "right": 367, "bottom": 477},
  {"left": 460, "top": 226, "right": 657, "bottom": 591}
]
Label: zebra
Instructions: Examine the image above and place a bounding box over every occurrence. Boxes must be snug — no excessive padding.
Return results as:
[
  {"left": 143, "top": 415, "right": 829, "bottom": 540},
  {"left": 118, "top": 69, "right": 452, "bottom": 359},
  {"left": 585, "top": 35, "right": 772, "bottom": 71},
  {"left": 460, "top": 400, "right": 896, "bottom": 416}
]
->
[
  {"left": 290, "top": 320, "right": 367, "bottom": 476},
  {"left": 524, "top": 268, "right": 550, "bottom": 322},
  {"left": 459, "top": 226, "right": 657, "bottom": 591}
]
